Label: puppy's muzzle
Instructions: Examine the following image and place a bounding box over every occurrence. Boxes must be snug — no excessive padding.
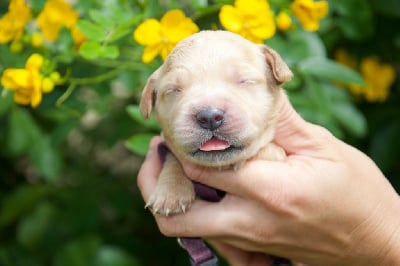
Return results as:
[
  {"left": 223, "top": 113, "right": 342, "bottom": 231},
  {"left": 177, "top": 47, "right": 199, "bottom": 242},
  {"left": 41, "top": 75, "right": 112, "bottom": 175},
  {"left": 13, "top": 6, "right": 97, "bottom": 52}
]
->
[{"left": 196, "top": 108, "right": 225, "bottom": 130}]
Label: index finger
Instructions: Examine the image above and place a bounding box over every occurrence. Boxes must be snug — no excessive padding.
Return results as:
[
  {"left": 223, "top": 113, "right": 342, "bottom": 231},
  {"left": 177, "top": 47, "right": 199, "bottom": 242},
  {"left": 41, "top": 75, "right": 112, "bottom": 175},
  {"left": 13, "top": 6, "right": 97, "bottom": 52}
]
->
[
  {"left": 180, "top": 157, "right": 294, "bottom": 202},
  {"left": 137, "top": 136, "right": 164, "bottom": 202}
]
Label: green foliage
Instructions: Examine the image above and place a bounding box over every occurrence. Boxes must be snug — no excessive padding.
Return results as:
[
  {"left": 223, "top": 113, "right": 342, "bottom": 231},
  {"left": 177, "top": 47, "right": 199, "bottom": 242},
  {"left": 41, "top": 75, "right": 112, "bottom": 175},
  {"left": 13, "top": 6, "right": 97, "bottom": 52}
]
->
[{"left": 0, "top": 0, "right": 399, "bottom": 265}]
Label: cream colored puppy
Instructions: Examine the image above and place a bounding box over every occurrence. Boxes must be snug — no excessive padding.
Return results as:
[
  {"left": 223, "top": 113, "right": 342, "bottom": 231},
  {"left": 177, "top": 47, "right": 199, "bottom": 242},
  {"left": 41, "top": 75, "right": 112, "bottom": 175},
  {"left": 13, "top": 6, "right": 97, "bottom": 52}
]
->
[{"left": 140, "top": 30, "right": 292, "bottom": 216}]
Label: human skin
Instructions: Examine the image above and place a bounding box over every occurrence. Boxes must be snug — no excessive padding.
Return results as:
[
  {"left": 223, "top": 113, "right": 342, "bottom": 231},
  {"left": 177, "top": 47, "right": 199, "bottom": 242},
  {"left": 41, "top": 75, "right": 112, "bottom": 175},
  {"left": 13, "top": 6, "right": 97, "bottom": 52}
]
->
[{"left": 137, "top": 92, "right": 400, "bottom": 266}]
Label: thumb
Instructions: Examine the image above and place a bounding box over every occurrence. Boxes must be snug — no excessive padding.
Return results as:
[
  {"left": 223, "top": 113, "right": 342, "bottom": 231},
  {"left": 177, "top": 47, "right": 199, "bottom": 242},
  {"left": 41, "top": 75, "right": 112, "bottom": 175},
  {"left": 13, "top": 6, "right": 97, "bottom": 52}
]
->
[{"left": 274, "top": 92, "right": 333, "bottom": 156}]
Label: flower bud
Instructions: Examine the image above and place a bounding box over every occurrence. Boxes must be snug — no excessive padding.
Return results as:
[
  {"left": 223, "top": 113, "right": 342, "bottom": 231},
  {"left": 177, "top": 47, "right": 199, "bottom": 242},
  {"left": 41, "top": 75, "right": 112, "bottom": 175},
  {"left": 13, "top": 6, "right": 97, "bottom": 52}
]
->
[{"left": 42, "top": 77, "right": 55, "bottom": 93}]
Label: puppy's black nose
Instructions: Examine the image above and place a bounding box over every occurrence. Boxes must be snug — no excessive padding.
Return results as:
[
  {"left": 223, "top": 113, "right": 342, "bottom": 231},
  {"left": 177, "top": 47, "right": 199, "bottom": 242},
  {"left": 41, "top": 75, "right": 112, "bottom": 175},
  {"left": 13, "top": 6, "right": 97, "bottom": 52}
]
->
[{"left": 196, "top": 108, "right": 224, "bottom": 130}]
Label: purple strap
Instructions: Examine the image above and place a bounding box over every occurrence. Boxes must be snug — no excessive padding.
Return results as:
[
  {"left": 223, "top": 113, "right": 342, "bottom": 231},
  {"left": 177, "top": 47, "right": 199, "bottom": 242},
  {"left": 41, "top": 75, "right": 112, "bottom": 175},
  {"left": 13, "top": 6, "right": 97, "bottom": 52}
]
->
[
  {"left": 157, "top": 142, "right": 291, "bottom": 266},
  {"left": 178, "top": 238, "right": 218, "bottom": 266}
]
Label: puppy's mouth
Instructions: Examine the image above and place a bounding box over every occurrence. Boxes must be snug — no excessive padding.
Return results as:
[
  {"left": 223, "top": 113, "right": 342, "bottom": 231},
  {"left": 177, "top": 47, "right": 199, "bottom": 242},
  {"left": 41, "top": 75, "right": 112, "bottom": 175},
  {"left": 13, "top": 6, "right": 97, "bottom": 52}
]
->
[
  {"left": 191, "top": 137, "right": 242, "bottom": 165},
  {"left": 199, "top": 137, "right": 231, "bottom": 151}
]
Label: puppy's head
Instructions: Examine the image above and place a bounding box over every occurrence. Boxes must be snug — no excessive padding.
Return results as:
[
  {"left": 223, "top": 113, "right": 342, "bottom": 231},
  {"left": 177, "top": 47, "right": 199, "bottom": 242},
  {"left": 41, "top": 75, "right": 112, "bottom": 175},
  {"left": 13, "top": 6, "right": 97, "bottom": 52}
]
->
[{"left": 140, "top": 31, "right": 292, "bottom": 167}]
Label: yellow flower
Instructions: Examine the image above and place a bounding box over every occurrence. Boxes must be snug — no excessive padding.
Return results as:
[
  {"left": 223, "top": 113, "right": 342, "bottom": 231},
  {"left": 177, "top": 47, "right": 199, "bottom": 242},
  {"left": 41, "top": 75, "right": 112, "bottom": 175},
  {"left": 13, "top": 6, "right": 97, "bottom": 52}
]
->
[
  {"left": 354, "top": 57, "right": 396, "bottom": 102},
  {"left": 37, "top": 0, "right": 80, "bottom": 42},
  {"left": 134, "top": 10, "right": 199, "bottom": 63},
  {"left": 276, "top": 11, "right": 292, "bottom": 31},
  {"left": 291, "top": 0, "right": 328, "bottom": 32},
  {"left": 336, "top": 50, "right": 396, "bottom": 102},
  {"left": 219, "top": 0, "right": 276, "bottom": 43},
  {"left": 334, "top": 48, "right": 357, "bottom": 70},
  {"left": 0, "top": 0, "right": 31, "bottom": 43},
  {"left": 0, "top": 54, "right": 53, "bottom": 108},
  {"left": 31, "top": 32, "right": 43, "bottom": 48}
]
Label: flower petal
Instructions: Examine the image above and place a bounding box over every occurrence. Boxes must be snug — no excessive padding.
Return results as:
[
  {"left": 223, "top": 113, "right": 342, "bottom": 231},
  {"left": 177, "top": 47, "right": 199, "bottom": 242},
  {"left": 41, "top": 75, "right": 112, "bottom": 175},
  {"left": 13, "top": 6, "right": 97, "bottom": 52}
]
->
[
  {"left": 160, "top": 10, "right": 187, "bottom": 29},
  {"left": 134, "top": 19, "right": 162, "bottom": 46},
  {"left": 219, "top": 5, "right": 243, "bottom": 33},
  {"left": 236, "top": 0, "right": 270, "bottom": 16},
  {"left": 14, "top": 89, "right": 32, "bottom": 105},
  {"left": 1, "top": 69, "right": 30, "bottom": 90},
  {"left": 292, "top": 0, "right": 328, "bottom": 32},
  {"left": 31, "top": 85, "right": 43, "bottom": 108},
  {"left": 142, "top": 44, "right": 162, "bottom": 63},
  {"left": 160, "top": 42, "right": 176, "bottom": 61},
  {"left": 37, "top": 0, "right": 79, "bottom": 41},
  {"left": 26, "top": 53, "right": 44, "bottom": 70},
  {"left": 161, "top": 10, "right": 199, "bottom": 43},
  {"left": 248, "top": 12, "right": 276, "bottom": 40}
]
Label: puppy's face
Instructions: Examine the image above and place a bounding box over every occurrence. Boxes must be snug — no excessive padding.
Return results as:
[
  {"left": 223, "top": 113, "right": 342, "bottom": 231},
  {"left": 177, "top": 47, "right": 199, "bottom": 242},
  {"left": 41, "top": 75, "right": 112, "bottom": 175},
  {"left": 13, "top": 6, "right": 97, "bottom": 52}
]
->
[{"left": 141, "top": 31, "right": 292, "bottom": 167}]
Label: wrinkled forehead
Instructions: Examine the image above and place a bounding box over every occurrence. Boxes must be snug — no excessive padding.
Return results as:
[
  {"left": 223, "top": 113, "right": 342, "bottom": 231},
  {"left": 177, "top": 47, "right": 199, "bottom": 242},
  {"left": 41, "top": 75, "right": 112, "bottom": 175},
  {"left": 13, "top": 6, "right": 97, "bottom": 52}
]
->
[{"left": 162, "top": 31, "right": 265, "bottom": 74}]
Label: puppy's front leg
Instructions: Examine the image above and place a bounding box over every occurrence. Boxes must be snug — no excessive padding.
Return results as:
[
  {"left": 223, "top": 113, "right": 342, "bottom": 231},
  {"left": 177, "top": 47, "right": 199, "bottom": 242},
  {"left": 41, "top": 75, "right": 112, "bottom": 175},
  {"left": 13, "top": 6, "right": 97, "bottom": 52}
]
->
[
  {"left": 146, "top": 153, "right": 195, "bottom": 216},
  {"left": 257, "top": 142, "right": 286, "bottom": 161}
]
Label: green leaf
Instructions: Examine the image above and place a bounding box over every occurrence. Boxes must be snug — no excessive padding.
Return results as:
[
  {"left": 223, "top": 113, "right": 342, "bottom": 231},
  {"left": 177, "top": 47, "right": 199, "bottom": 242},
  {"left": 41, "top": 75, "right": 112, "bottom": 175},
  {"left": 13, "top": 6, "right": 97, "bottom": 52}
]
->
[
  {"left": 126, "top": 105, "right": 160, "bottom": 131},
  {"left": 99, "top": 45, "right": 119, "bottom": 59},
  {"left": 95, "top": 247, "right": 140, "bottom": 266},
  {"left": 55, "top": 28, "right": 75, "bottom": 63},
  {"left": 331, "top": 102, "right": 367, "bottom": 137},
  {"left": 108, "top": 5, "right": 133, "bottom": 24},
  {"left": 0, "top": 90, "right": 13, "bottom": 114},
  {"left": 298, "top": 57, "right": 364, "bottom": 85},
  {"left": 303, "top": 74, "right": 331, "bottom": 114},
  {"left": 76, "top": 20, "right": 106, "bottom": 42},
  {"left": 29, "top": 135, "right": 63, "bottom": 181},
  {"left": 88, "top": 10, "right": 114, "bottom": 30},
  {"left": 17, "top": 202, "right": 56, "bottom": 250},
  {"left": 79, "top": 41, "right": 101, "bottom": 60},
  {"left": 331, "top": 0, "right": 374, "bottom": 40},
  {"left": 0, "top": 185, "right": 50, "bottom": 228},
  {"left": 106, "top": 26, "right": 131, "bottom": 43},
  {"left": 125, "top": 134, "right": 154, "bottom": 156},
  {"left": 267, "top": 31, "right": 326, "bottom": 65},
  {"left": 7, "top": 108, "right": 38, "bottom": 155},
  {"left": 54, "top": 236, "right": 101, "bottom": 266}
]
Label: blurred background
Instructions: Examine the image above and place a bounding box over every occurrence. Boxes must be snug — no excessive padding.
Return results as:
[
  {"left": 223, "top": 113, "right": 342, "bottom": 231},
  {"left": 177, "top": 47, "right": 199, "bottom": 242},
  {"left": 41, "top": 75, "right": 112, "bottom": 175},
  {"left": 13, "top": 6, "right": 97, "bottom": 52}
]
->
[{"left": 0, "top": 0, "right": 399, "bottom": 265}]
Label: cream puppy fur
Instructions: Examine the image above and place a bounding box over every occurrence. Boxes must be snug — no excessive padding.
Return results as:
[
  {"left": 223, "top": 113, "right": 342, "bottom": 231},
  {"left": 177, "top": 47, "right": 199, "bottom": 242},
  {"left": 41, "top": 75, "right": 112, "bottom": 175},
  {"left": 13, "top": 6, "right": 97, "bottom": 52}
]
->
[{"left": 140, "top": 30, "right": 293, "bottom": 216}]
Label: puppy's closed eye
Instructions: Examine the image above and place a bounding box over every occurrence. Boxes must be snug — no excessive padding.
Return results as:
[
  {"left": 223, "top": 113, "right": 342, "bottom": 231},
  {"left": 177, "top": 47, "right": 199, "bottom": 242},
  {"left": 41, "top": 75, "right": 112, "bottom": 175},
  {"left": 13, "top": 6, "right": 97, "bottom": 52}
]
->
[
  {"left": 238, "top": 78, "right": 256, "bottom": 85},
  {"left": 164, "top": 85, "right": 182, "bottom": 96},
  {"left": 237, "top": 77, "right": 262, "bottom": 87}
]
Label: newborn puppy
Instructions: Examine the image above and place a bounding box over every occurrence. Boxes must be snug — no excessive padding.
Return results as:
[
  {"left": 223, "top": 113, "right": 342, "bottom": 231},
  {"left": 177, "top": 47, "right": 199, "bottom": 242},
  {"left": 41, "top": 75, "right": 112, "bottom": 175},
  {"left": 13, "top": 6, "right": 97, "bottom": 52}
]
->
[{"left": 140, "top": 30, "right": 292, "bottom": 216}]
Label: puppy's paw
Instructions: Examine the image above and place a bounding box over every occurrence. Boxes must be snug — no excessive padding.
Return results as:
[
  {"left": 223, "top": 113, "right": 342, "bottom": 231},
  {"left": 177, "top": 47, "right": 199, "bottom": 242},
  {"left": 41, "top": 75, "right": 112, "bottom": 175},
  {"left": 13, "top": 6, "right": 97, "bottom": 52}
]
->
[{"left": 145, "top": 179, "right": 195, "bottom": 216}]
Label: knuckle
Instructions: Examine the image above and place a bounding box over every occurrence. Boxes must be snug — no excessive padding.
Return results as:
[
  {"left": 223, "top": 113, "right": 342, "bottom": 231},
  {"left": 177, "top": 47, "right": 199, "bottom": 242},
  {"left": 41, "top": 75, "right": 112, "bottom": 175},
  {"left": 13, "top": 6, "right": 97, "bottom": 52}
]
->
[
  {"left": 310, "top": 124, "right": 334, "bottom": 143},
  {"left": 257, "top": 177, "right": 300, "bottom": 217},
  {"left": 156, "top": 216, "right": 183, "bottom": 237}
]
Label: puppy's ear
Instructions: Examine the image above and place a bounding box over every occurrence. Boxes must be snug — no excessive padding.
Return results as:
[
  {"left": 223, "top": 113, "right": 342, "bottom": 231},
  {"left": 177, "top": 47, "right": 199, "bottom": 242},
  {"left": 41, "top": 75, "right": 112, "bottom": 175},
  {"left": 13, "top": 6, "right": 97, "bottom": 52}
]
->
[
  {"left": 261, "top": 45, "right": 293, "bottom": 85},
  {"left": 139, "top": 69, "right": 160, "bottom": 119}
]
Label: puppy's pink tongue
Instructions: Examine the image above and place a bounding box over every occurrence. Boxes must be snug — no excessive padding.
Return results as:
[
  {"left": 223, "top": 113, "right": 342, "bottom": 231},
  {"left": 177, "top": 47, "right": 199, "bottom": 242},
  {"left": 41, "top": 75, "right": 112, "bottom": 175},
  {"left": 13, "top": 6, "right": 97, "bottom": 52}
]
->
[{"left": 200, "top": 138, "right": 230, "bottom": 151}]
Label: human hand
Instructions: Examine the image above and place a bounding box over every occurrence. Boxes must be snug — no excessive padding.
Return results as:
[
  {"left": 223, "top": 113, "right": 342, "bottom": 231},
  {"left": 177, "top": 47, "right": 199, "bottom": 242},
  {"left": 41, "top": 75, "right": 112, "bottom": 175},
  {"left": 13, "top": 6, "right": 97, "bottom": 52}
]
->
[{"left": 137, "top": 92, "right": 400, "bottom": 266}]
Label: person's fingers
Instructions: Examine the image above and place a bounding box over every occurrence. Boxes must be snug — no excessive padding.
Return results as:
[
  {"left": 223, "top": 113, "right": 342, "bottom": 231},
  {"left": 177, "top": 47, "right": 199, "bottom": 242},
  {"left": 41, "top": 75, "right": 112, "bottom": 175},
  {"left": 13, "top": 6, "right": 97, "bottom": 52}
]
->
[
  {"left": 207, "top": 240, "right": 273, "bottom": 266},
  {"left": 181, "top": 158, "right": 298, "bottom": 201},
  {"left": 136, "top": 136, "right": 164, "bottom": 202},
  {"left": 154, "top": 193, "right": 276, "bottom": 238}
]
